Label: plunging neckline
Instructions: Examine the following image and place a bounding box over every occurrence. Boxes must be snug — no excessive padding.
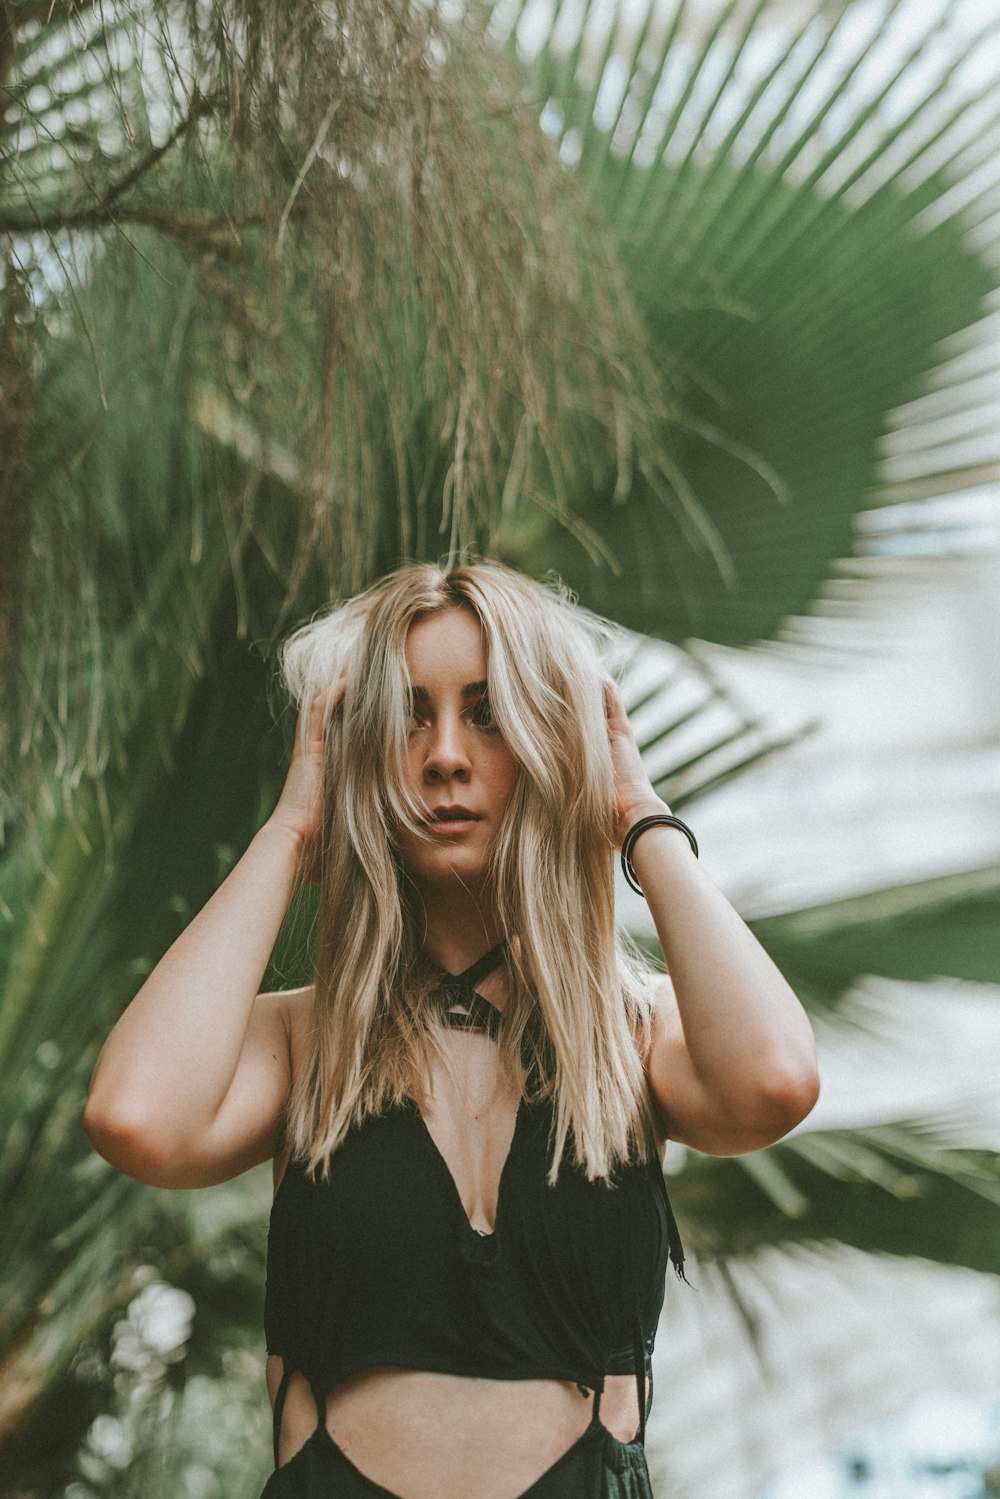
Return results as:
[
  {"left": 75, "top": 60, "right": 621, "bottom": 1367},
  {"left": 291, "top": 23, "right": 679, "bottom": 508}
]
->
[
  {"left": 416, "top": 940, "right": 520, "bottom": 1241},
  {"left": 412, "top": 1093, "right": 525, "bottom": 1243}
]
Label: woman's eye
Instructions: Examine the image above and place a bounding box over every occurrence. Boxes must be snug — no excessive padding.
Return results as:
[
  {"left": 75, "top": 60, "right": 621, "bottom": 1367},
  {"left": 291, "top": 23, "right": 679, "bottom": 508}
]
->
[{"left": 472, "top": 697, "right": 497, "bottom": 729}]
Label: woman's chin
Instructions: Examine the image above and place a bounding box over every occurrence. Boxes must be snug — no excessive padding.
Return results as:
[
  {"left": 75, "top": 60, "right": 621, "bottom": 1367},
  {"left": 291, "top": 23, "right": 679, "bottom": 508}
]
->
[{"left": 403, "top": 846, "right": 492, "bottom": 892}]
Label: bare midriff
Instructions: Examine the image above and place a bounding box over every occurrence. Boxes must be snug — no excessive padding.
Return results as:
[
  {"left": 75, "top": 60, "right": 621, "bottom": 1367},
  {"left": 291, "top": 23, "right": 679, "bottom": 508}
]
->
[{"left": 267, "top": 1359, "right": 642, "bottom": 1499}]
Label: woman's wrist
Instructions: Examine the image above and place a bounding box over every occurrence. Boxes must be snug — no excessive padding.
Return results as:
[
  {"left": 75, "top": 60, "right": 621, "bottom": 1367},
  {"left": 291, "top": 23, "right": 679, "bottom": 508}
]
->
[
  {"left": 621, "top": 810, "right": 699, "bottom": 895},
  {"left": 617, "top": 797, "right": 670, "bottom": 846},
  {"left": 254, "top": 817, "right": 310, "bottom": 880}
]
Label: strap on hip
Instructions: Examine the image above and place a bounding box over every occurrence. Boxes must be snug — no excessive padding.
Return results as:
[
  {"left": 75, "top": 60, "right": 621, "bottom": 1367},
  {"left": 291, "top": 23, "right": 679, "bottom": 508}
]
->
[
  {"left": 632, "top": 1320, "right": 648, "bottom": 1447},
  {"left": 272, "top": 1365, "right": 291, "bottom": 1469},
  {"left": 272, "top": 1366, "right": 328, "bottom": 1469}
]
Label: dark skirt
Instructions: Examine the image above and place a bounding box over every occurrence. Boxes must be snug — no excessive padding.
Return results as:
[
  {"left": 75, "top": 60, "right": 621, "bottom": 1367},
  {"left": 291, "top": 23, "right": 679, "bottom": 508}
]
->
[{"left": 259, "top": 1415, "right": 654, "bottom": 1499}]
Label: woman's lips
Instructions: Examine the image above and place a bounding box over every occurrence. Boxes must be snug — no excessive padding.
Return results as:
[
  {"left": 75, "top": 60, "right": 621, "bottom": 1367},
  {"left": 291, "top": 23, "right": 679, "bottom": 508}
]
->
[{"left": 425, "top": 814, "right": 481, "bottom": 836}]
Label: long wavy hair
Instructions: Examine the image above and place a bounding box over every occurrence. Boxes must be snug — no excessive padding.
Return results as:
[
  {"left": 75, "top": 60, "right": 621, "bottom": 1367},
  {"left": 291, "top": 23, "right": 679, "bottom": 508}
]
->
[{"left": 278, "top": 560, "right": 660, "bottom": 1184}]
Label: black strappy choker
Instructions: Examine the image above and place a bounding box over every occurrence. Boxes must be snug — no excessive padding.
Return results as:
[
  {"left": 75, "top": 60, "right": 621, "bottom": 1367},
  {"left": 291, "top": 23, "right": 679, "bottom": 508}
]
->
[{"left": 425, "top": 940, "right": 508, "bottom": 1043}]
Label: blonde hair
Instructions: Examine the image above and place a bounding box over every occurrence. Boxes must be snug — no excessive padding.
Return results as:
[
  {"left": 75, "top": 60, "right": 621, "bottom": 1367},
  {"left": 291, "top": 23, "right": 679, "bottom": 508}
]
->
[{"left": 279, "top": 560, "right": 660, "bottom": 1184}]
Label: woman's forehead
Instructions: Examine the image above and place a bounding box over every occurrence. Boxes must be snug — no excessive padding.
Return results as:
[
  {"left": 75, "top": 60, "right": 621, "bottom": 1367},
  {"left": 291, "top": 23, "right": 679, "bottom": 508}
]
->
[{"left": 404, "top": 606, "right": 487, "bottom": 685}]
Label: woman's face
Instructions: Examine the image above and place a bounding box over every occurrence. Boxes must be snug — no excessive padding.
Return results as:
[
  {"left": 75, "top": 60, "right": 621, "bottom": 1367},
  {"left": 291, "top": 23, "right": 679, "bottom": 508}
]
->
[{"left": 394, "top": 606, "right": 518, "bottom": 893}]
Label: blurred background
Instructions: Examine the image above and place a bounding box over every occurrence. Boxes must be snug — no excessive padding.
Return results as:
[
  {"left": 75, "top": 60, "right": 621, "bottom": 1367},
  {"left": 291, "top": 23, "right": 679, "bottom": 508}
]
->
[{"left": 1, "top": 0, "right": 999, "bottom": 1494}]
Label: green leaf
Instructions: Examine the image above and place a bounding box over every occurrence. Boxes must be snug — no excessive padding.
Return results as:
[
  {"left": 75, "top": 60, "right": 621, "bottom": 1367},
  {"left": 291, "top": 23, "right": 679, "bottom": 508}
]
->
[
  {"left": 501, "top": 0, "right": 1000, "bottom": 644},
  {"left": 752, "top": 864, "right": 1000, "bottom": 999}
]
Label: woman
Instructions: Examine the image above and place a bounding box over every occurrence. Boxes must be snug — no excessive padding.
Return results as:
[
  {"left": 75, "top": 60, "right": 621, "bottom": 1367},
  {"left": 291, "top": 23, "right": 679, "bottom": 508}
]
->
[{"left": 84, "top": 560, "right": 819, "bottom": 1499}]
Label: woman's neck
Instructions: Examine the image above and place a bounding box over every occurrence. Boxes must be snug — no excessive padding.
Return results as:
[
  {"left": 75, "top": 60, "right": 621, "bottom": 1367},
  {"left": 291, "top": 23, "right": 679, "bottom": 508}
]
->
[{"left": 410, "top": 883, "right": 506, "bottom": 976}]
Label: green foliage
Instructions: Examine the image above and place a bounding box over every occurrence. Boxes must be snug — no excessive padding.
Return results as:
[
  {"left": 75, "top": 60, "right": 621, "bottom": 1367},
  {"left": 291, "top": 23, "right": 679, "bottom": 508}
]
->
[
  {"left": 1, "top": 0, "right": 679, "bottom": 821},
  {"left": 754, "top": 866, "right": 1000, "bottom": 999},
  {"left": 0, "top": 255, "right": 289, "bottom": 1472},
  {"left": 2, "top": 0, "right": 1000, "bottom": 1493},
  {"left": 680, "top": 1128, "right": 1000, "bottom": 1275},
  {"left": 623, "top": 675, "right": 1000, "bottom": 1282},
  {"left": 500, "top": 0, "right": 1000, "bottom": 642}
]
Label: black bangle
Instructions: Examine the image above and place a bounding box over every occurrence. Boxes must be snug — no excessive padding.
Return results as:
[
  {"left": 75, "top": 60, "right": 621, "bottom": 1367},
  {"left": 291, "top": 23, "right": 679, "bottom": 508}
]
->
[{"left": 621, "top": 814, "right": 699, "bottom": 895}]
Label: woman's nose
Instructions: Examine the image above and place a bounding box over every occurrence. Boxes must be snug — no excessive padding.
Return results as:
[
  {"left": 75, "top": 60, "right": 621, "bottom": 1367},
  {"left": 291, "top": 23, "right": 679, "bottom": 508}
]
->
[{"left": 423, "top": 715, "right": 471, "bottom": 780}]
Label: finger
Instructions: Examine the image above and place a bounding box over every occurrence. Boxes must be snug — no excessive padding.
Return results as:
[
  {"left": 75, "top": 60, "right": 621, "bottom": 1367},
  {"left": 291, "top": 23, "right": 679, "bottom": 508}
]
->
[
  {"left": 304, "top": 680, "right": 348, "bottom": 756},
  {"left": 302, "top": 693, "right": 324, "bottom": 733},
  {"left": 308, "top": 698, "right": 326, "bottom": 749},
  {"left": 602, "top": 676, "right": 627, "bottom": 724},
  {"left": 296, "top": 691, "right": 328, "bottom": 753}
]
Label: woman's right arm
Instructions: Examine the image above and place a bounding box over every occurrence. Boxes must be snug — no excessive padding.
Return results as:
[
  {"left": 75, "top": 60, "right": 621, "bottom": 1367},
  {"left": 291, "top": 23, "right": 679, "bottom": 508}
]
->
[{"left": 83, "top": 690, "right": 338, "bottom": 1189}]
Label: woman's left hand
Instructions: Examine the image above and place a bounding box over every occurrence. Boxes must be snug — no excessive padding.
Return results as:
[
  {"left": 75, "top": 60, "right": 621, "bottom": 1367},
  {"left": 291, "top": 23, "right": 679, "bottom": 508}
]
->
[{"left": 603, "top": 678, "right": 670, "bottom": 849}]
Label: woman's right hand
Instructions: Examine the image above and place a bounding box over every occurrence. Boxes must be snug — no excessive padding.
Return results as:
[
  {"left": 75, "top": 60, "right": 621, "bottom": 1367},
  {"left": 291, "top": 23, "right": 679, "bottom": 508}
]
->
[{"left": 268, "top": 681, "right": 346, "bottom": 881}]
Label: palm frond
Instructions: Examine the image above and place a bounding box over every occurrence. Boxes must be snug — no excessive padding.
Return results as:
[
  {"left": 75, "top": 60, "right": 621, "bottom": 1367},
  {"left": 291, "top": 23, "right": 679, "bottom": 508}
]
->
[
  {"left": 500, "top": 0, "right": 1000, "bottom": 644},
  {"left": 753, "top": 863, "right": 1000, "bottom": 998},
  {"left": 0, "top": 549, "right": 273, "bottom": 1453},
  {"left": 662, "top": 971, "right": 1000, "bottom": 1288},
  {"left": 647, "top": 1240, "right": 1000, "bottom": 1499},
  {"left": 617, "top": 633, "right": 813, "bottom": 815}
]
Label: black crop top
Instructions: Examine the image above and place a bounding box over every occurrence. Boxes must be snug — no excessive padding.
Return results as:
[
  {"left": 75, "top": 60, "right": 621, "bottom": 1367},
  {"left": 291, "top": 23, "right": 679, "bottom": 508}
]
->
[{"left": 264, "top": 946, "right": 687, "bottom": 1463}]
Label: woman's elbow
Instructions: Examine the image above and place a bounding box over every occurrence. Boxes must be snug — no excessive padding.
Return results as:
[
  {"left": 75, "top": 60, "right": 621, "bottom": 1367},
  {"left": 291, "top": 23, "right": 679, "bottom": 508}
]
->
[
  {"left": 754, "top": 1054, "right": 821, "bottom": 1142},
  {"left": 716, "top": 1053, "right": 820, "bottom": 1155},
  {"left": 83, "top": 1093, "right": 185, "bottom": 1185}
]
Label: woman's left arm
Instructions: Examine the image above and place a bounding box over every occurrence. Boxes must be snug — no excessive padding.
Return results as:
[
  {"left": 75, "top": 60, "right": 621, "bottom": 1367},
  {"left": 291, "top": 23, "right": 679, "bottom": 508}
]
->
[{"left": 605, "top": 681, "right": 820, "bottom": 1156}]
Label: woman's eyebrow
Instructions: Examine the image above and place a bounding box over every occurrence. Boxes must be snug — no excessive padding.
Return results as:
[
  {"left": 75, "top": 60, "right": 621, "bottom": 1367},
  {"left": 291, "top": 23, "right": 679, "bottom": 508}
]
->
[{"left": 409, "top": 680, "right": 488, "bottom": 700}]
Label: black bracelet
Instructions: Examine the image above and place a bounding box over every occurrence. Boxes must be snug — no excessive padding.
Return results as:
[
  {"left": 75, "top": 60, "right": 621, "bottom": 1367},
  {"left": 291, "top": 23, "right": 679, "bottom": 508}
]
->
[{"left": 621, "top": 814, "right": 699, "bottom": 895}]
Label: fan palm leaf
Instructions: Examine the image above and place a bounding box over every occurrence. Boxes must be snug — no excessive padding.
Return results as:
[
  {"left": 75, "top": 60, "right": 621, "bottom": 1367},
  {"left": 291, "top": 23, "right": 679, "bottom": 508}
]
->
[{"left": 498, "top": 0, "right": 1000, "bottom": 644}]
